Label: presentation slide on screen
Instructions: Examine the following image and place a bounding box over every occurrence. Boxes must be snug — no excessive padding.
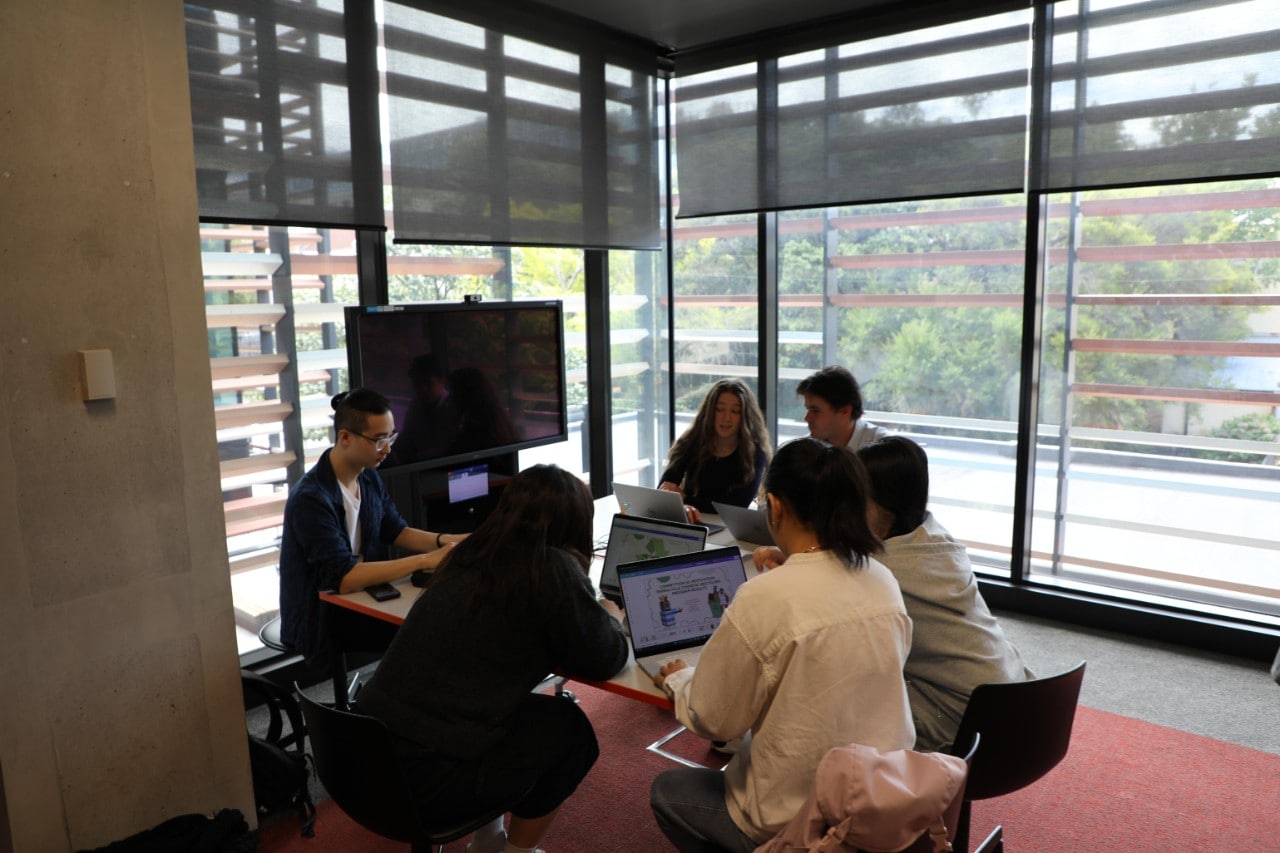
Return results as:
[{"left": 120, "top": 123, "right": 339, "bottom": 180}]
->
[{"left": 623, "top": 560, "right": 746, "bottom": 648}]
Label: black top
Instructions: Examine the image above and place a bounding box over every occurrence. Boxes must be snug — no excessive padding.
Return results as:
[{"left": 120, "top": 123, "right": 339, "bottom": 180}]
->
[
  {"left": 661, "top": 447, "right": 767, "bottom": 513},
  {"left": 357, "top": 548, "right": 628, "bottom": 759}
]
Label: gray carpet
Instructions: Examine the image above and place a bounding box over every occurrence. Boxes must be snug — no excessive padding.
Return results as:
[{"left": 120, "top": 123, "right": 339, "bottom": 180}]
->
[{"left": 994, "top": 610, "right": 1280, "bottom": 755}]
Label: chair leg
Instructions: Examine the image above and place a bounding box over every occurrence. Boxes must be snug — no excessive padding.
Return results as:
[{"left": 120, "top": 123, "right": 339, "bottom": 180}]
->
[
  {"left": 974, "top": 825, "right": 1003, "bottom": 853},
  {"left": 952, "top": 799, "right": 971, "bottom": 853}
]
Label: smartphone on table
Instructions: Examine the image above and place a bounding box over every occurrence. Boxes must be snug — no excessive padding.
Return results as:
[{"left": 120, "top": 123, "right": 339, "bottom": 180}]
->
[{"left": 364, "top": 582, "right": 401, "bottom": 602}]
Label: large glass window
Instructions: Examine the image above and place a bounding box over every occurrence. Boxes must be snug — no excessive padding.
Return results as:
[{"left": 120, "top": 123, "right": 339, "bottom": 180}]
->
[
  {"left": 775, "top": 197, "right": 1029, "bottom": 566},
  {"left": 1031, "top": 180, "right": 1280, "bottom": 617},
  {"left": 668, "top": 213, "right": 762, "bottom": 475},
  {"left": 609, "top": 249, "right": 672, "bottom": 487},
  {"left": 203, "top": 224, "right": 355, "bottom": 655}
]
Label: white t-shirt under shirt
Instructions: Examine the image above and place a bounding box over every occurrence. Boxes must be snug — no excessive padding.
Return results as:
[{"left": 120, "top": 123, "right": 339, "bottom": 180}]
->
[{"left": 338, "top": 480, "right": 362, "bottom": 556}]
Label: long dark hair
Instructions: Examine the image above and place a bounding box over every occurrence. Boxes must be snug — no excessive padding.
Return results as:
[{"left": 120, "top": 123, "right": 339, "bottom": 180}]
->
[
  {"left": 764, "top": 437, "right": 881, "bottom": 568},
  {"left": 665, "top": 379, "right": 772, "bottom": 498},
  {"left": 435, "top": 464, "right": 594, "bottom": 607},
  {"left": 858, "top": 436, "right": 929, "bottom": 538}
]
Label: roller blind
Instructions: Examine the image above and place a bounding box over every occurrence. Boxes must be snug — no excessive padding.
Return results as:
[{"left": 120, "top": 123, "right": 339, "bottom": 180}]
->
[
  {"left": 185, "top": 0, "right": 381, "bottom": 228},
  {"left": 1039, "top": 0, "right": 1280, "bottom": 192},
  {"left": 672, "top": 8, "right": 1033, "bottom": 218},
  {"left": 382, "top": 1, "right": 662, "bottom": 250}
]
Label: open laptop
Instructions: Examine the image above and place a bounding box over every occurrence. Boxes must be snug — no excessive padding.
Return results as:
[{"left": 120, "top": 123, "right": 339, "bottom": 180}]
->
[
  {"left": 612, "top": 481, "right": 726, "bottom": 534},
  {"left": 618, "top": 546, "right": 751, "bottom": 678},
  {"left": 711, "top": 501, "right": 775, "bottom": 546},
  {"left": 598, "top": 514, "right": 709, "bottom": 604}
]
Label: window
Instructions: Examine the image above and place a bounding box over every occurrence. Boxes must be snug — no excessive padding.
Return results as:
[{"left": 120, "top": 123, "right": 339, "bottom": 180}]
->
[
  {"left": 1031, "top": 180, "right": 1280, "bottom": 617},
  {"left": 202, "top": 224, "right": 355, "bottom": 655},
  {"left": 668, "top": 213, "right": 762, "bottom": 454}
]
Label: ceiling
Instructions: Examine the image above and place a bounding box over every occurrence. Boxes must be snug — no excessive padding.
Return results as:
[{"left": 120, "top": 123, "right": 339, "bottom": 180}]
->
[{"left": 525, "top": 0, "right": 884, "bottom": 54}]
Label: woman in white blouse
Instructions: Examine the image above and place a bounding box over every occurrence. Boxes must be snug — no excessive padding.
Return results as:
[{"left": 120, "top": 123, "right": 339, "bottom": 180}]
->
[{"left": 648, "top": 437, "right": 915, "bottom": 851}]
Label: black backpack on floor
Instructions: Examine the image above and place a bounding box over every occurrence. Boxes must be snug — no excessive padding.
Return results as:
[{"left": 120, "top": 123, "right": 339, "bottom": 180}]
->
[
  {"left": 76, "top": 808, "right": 254, "bottom": 852},
  {"left": 241, "top": 670, "right": 316, "bottom": 837}
]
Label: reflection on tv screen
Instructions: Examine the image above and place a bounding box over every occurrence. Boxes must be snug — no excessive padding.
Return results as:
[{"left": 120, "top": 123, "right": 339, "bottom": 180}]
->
[{"left": 348, "top": 302, "right": 567, "bottom": 472}]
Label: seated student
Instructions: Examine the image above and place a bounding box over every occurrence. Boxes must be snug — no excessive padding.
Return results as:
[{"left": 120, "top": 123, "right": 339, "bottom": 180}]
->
[
  {"left": 649, "top": 438, "right": 914, "bottom": 852},
  {"left": 659, "top": 378, "right": 771, "bottom": 523},
  {"left": 796, "top": 365, "right": 889, "bottom": 451},
  {"left": 857, "top": 436, "right": 1033, "bottom": 753},
  {"left": 357, "top": 464, "right": 629, "bottom": 853},
  {"left": 278, "top": 388, "right": 464, "bottom": 667}
]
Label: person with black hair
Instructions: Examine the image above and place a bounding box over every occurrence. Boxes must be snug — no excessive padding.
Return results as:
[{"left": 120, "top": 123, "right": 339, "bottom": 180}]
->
[
  {"left": 357, "top": 464, "right": 628, "bottom": 853},
  {"left": 448, "top": 366, "right": 522, "bottom": 455},
  {"left": 648, "top": 438, "right": 913, "bottom": 852},
  {"left": 796, "top": 365, "right": 889, "bottom": 451},
  {"left": 659, "top": 379, "right": 771, "bottom": 522},
  {"left": 278, "top": 388, "right": 465, "bottom": 666},
  {"left": 392, "top": 352, "right": 458, "bottom": 464},
  {"left": 857, "top": 436, "right": 1032, "bottom": 753}
]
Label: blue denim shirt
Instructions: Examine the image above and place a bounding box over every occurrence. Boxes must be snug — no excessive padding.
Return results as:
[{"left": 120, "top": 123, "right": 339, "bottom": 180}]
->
[{"left": 278, "top": 449, "right": 408, "bottom": 664}]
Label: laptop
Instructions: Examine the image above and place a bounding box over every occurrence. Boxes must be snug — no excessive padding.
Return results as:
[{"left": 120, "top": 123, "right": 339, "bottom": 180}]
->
[
  {"left": 712, "top": 501, "right": 775, "bottom": 546},
  {"left": 612, "top": 481, "right": 726, "bottom": 534},
  {"left": 618, "top": 546, "right": 751, "bottom": 678},
  {"left": 598, "top": 514, "right": 709, "bottom": 604}
]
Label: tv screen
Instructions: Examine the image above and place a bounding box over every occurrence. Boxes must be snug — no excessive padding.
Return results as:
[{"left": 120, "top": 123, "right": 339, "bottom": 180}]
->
[{"left": 344, "top": 301, "right": 568, "bottom": 474}]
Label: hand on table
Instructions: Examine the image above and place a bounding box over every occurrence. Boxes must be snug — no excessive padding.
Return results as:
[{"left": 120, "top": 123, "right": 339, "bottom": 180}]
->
[
  {"left": 653, "top": 659, "right": 689, "bottom": 691},
  {"left": 599, "top": 598, "right": 625, "bottom": 622},
  {"left": 418, "top": 541, "right": 456, "bottom": 571}
]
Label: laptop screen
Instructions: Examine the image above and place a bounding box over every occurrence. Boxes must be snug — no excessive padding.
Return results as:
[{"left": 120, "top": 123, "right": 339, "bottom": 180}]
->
[
  {"left": 447, "top": 463, "right": 489, "bottom": 504},
  {"left": 619, "top": 546, "right": 750, "bottom": 660},
  {"left": 611, "top": 482, "right": 688, "bottom": 524},
  {"left": 599, "top": 514, "right": 707, "bottom": 597}
]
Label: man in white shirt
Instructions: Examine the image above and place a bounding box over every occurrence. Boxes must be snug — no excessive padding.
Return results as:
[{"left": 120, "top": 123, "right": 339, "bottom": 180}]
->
[{"left": 796, "top": 365, "right": 889, "bottom": 451}]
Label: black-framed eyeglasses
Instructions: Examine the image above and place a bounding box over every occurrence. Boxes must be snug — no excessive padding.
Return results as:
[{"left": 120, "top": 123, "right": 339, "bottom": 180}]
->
[{"left": 351, "top": 430, "right": 399, "bottom": 452}]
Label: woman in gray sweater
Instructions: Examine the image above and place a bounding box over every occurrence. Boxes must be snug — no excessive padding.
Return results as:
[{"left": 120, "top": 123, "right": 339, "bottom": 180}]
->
[{"left": 857, "top": 437, "right": 1033, "bottom": 752}]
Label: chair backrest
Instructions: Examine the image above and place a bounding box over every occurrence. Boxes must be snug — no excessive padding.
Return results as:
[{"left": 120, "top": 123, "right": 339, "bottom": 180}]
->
[
  {"left": 295, "top": 689, "right": 426, "bottom": 844},
  {"left": 951, "top": 661, "right": 1086, "bottom": 802}
]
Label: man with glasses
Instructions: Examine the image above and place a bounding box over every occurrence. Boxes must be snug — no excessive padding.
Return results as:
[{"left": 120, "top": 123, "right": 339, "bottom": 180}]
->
[{"left": 279, "top": 387, "right": 463, "bottom": 667}]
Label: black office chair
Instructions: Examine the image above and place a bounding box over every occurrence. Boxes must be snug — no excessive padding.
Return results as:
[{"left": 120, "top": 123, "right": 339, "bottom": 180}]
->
[
  {"left": 948, "top": 661, "right": 1086, "bottom": 851},
  {"left": 296, "top": 689, "right": 515, "bottom": 852},
  {"left": 262, "top": 612, "right": 367, "bottom": 710}
]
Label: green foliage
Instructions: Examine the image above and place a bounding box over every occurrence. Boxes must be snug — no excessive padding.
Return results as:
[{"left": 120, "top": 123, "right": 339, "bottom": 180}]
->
[
  {"left": 1187, "top": 412, "right": 1280, "bottom": 463},
  {"left": 387, "top": 244, "right": 504, "bottom": 303},
  {"left": 674, "top": 181, "right": 1277, "bottom": 431}
]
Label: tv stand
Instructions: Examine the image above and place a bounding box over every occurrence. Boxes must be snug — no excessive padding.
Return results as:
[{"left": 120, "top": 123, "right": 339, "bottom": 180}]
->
[{"left": 380, "top": 451, "right": 518, "bottom": 535}]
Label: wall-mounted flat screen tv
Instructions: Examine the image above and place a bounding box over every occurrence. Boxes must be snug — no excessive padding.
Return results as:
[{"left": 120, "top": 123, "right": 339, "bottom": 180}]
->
[{"left": 344, "top": 301, "right": 568, "bottom": 474}]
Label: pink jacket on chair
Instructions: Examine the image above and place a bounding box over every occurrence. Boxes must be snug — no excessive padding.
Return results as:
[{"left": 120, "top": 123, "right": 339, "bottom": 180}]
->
[{"left": 755, "top": 744, "right": 967, "bottom": 853}]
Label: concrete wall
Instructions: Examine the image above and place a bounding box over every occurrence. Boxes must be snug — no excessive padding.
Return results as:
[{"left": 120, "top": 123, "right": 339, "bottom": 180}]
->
[{"left": 0, "top": 1, "right": 255, "bottom": 849}]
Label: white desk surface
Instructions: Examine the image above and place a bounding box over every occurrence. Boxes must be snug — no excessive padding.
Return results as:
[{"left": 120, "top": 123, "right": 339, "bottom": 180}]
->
[{"left": 320, "top": 495, "right": 764, "bottom": 710}]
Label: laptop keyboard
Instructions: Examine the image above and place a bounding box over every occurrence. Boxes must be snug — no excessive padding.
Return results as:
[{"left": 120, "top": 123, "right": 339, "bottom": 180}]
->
[{"left": 656, "top": 646, "right": 705, "bottom": 671}]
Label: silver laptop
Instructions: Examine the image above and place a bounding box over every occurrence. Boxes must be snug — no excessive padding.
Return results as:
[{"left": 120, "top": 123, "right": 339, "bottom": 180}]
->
[
  {"left": 598, "top": 513, "right": 708, "bottom": 604},
  {"left": 612, "top": 481, "right": 725, "bottom": 534},
  {"left": 711, "top": 501, "right": 775, "bottom": 546},
  {"left": 619, "top": 546, "right": 751, "bottom": 678}
]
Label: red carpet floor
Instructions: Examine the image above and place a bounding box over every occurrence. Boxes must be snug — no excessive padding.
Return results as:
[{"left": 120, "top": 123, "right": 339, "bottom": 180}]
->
[{"left": 260, "top": 686, "right": 1280, "bottom": 851}]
